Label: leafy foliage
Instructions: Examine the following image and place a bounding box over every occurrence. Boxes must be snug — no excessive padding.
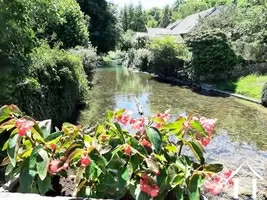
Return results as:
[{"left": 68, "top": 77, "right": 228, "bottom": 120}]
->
[
  {"left": 186, "top": 30, "right": 238, "bottom": 81},
  {"left": 149, "top": 36, "right": 190, "bottom": 77},
  {"left": 77, "top": 0, "right": 121, "bottom": 53},
  {"left": 69, "top": 46, "right": 98, "bottom": 81},
  {"left": 14, "top": 44, "right": 88, "bottom": 126},
  {"left": 0, "top": 105, "right": 227, "bottom": 199}
]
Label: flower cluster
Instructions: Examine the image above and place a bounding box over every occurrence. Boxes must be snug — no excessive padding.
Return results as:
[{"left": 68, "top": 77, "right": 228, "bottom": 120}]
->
[
  {"left": 15, "top": 118, "right": 34, "bottom": 136},
  {"left": 204, "top": 170, "right": 234, "bottom": 195},
  {"left": 80, "top": 154, "right": 91, "bottom": 167},
  {"left": 193, "top": 117, "right": 217, "bottom": 147},
  {"left": 116, "top": 113, "right": 145, "bottom": 131},
  {"left": 140, "top": 174, "right": 160, "bottom": 198},
  {"left": 49, "top": 160, "right": 69, "bottom": 175}
]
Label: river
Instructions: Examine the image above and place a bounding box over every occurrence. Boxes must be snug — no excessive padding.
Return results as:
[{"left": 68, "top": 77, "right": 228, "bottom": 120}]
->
[{"left": 78, "top": 66, "right": 267, "bottom": 198}]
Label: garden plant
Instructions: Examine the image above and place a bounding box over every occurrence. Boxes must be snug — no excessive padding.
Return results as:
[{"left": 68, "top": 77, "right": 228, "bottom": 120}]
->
[{"left": 0, "top": 105, "right": 233, "bottom": 199}]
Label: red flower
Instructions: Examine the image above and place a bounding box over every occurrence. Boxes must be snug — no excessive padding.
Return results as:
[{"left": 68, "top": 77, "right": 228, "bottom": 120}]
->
[
  {"left": 205, "top": 182, "right": 224, "bottom": 195},
  {"left": 80, "top": 155, "right": 91, "bottom": 167},
  {"left": 130, "top": 118, "right": 145, "bottom": 130},
  {"left": 201, "top": 137, "right": 211, "bottom": 147},
  {"left": 224, "top": 170, "right": 232, "bottom": 179},
  {"left": 101, "top": 135, "right": 107, "bottom": 141},
  {"left": 49, "top": 160, "right": 69, "bottom": 175},
  {"left": 15, "top": 118, "right": 34, "bottom": 136},
  {"left": 150, "top": 184, "right": 160, "bottom": 197},
  {"left": 153, "top": 169, "right": 160, "bottom": 176},
  {"left": 124, "top": 144, "right": 131, "bottom": 156},
  {"left": 50, "top": 143, "right": 56, "bottom": 151},
  {"left": 156, "top": 112, "right": 170, "bottom": 122},
  {"left": 141, "top": 139, "right": 152, "bottom": 148},
  {"left": 141, "top": 184, "right": 152, "bottom": 194},
  {"left": 199, "top": 117, "right": 217, "bottom": 136}
]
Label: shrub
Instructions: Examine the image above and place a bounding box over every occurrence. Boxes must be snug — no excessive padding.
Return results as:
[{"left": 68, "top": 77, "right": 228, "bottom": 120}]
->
[
  {"left": 0, "top": 105, "right": 233, "bottom": 198},
  {"left": 14, "top": 44, "right": 88, "bottom": 125},
  {"left": 186, "top": 30, "right": 238, "bottom": 81},
  {"left": 105, "top": 50, "right": 127, "bottom": 61},
  {"left": 132, "top": 48, "right": 154, "bottom": 71},
  {"left": 44, "top": 0, "right": 89, "bottom": 49},
  {"left": 69, "top": 46, "right": 98, "bottom": 81},
  {"left": 149, "top": 36, "right": 189, "bottom": 77},
  {"left": 135, "top": 35, "right": 150, "bottom": 49},
  {"left": 261, "top": 82, "right": 267, "bottom": 107},
  {"left": 118, "top": 31, "right": 150, "bottom": 51},
  {"left": 123, "top": 48, "right": 136, "bottom": 68}
]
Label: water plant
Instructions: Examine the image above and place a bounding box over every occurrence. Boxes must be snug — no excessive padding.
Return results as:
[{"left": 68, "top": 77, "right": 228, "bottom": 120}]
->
[{"left": 0, "top": 105, "right": 232, "bottom": 199}]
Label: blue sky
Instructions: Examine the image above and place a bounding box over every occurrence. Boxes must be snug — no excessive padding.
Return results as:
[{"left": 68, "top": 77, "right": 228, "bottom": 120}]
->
[{"left": 108, "top": 0, "right": 176, "bottom": 9}]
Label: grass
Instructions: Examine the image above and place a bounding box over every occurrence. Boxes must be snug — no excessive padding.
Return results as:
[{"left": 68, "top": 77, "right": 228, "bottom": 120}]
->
[{"left": 215, "top": 74, "right": 267, "bottom": 99}]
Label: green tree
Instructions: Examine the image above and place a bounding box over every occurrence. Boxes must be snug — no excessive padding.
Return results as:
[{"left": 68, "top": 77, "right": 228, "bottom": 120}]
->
[
  {"left": 77, "top": 0, "right": 120, "bottom": 53},
  {"left": 133, "top": 3, "right": 147, "bottom": 32},
  {"left": 160, "top": 5, "right": 172, "bottom": 28}
]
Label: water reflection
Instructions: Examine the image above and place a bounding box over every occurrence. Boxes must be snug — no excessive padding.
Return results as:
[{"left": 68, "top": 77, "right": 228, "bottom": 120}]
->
[{"left": 78, "top": 66, "right": 267, "bottom": 152}]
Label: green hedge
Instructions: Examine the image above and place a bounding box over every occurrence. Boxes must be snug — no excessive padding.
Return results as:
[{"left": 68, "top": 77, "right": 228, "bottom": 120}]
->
[
  {"left": 261, "top": 82, "right": 267, "bottom": 107},
  {"left": 0, "top": 44, "right": 89, "bottom": 126},
  {"left": 186, "top": 30, "right": 238, "bottom": 81}
]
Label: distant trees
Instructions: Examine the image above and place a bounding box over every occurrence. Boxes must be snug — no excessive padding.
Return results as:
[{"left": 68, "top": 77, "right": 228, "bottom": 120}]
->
[{"left": 159, "top": 5, "right": 172, "bottom": 28}]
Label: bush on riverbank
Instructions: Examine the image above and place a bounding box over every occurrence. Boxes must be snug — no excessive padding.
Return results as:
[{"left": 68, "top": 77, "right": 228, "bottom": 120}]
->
[
  {"left": 1, "top": 44, "right": 89, "bottom": 126},
  {"left": 69, "top": 46, "right": 98, "bottom": 81},
  {"left": 186, "top": 30, "right": 238, "bottom": 81},
  {"left": 150, "top": 36, "right": 189, "bottom": 77}
]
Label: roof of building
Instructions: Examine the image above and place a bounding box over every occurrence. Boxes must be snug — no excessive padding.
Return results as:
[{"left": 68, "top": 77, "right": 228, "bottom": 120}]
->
[
  {"left": 166, "top": 20, "right": 183, "bottom": 30},
  {"left": 147, "top": 28, "right": 172, "bottom": 35},
  {"left": 171, "top": 7, "right": 216, "bottom": 35}
]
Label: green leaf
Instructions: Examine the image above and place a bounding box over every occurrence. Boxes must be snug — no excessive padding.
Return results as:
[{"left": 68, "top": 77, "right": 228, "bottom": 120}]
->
[
  {"left": 165, "top": 144, "right": 178, "bottom": 153},
  {"left": 188, "top": 174, "right": 202, "bottom": 200},
  {"left": 84, "top": 134, "right": 92, "bottom": 147},
  {"left": 115, "top": 108, "right": 126, "bottom": 117},
  {"left": 170, "top": 173, "right": 184, "bottom": 187},
  {"left": 44, "top": 131, "right": 63, "bottom": 142},
  {"left": 175, "top": 186, "right": 184, "bottom": 200},
  {"left": 18, "top": 158, "right": 36, "bottom": 193},
  {"left": 130, "top": 138, "right": 147, "bottom": 156},
  {"left": 99, "top": 145, "right": 112, "bottom": 155},
  {"left": 188, "top": 140, "right": 204, "bottom": 162},
  {"left": 190, "top": 120, "right": 207, "bottom": 137},
  {"left": 9, "top": 134, "right": 19, "bottom": 148},
  {"left": 145, "top": 126, "right": 162, "bottom": 153},
  {"left": 154, "top": 154, "right": 167, "bottom": 162},
  {"left": 129, "top": 181, "right": 149, "bottom": 200},
  {"left": 106, "top": 110, "right": 114, "bottom": 121},
  {"left": 36, "top": 148, "right": 49, "bottom": 180},
  {"left": 38, "top": 120, "right": 52, "bottom": 139},
  {"left": 145, "top": 158, "right": 160, "bottom": 174},
  {"left": 0, "top": 105, "right": 11, "bottom": 123},
  {"left": 5, "top": 163, "right": 14, "bottom": 176},
  {"left": 30, "top": 145, "right": 42, "bottom": 169},
  {"left": 2, "top": 139, "right": 9, "bottom": 151},
  {"left": 114, "top": 123, "right": 125, "bottom": 143},
  {"left": 151, "top": 117, "right": 165, "bottom": 124},
  {"left": 103, "top": 172, "right": 117, "bottom": 186},
  {"left": 37, "top": 175, "right": 51, "bottom": 195},
  {"left": 204, "top": 164, "right": 223, "bottom": 173},
  {"left": 67, "top": 148, "right": 85, "bottom": 162}
]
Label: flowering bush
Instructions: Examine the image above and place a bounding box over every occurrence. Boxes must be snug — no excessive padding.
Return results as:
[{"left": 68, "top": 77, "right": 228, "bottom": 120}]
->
[{"left": 0, "top": 105, "right": 232, "bottom": 199}]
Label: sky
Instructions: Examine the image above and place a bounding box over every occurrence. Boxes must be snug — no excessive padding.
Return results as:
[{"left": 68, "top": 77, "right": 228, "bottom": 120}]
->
[{"left": 108, "top": 0, "right": 176, "bottom": 9}]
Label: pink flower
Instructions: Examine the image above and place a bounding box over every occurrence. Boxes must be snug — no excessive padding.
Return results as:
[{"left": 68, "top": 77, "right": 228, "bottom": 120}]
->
[
  {"left": 140, "top": 174, "right": 160, "bottom": 197},
  {"left": 50, "top": 143, "right": 56, "bottom": 151},
  {"left": 155, "top": 123, "right": 162, "bottom": 129},
  {"left": 124, "top": 144, "right": 131, "bottom": 156},
  {"left": 199, "top": 117, "right": 217, "bottom": 136},
  {"left": 15, "top": 118, "right": 34, "bottom": 136},
  {"left": 49, "top": 160, "right": 69, "bottom": 175},
  {"left": 130, "top": 118, "right": 145, "bottom": 130},
  {"left": 141, "top": 139, "right": 152, "bottom": 148},
  {"left": 201, "top": 137, "right": 211, "bottom": 147},
  {"left": 156, "top": 112, "right": 170, "bottom": 122},
  {"left": 150, "top": 184, "right": 160, "bottom": 197},
  {"left": 117, "top": 114, "right": 132, "bottom": 125},
  {"left": 205, "top": 181, "right": 224, "bottom": 195}
]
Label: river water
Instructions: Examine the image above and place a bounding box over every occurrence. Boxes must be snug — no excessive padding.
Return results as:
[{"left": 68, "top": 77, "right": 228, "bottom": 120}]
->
[{"left": 78, "top": 66, "right": 267, "bottom": 198}]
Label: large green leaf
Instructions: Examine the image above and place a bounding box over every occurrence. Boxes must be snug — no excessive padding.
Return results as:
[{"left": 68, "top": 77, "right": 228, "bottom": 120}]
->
[
  {"left": 18, "top": 158, "right": 36, "bottom": 193},
  {"left": 175, "top": 186, "right": 184, "bottom": 200},
  {"left": 29, "top": 145, "right": 42, "bottom": 169},
  {"left": 145, "top": 126, "right": 162, "bottom": 153},
  {"left": 204, "top": 164, "right": 223, "bottom": 173},
  {"left": 129, "top": 181, "right": 149, "bottom": 200},
  {"left": 37, "top": 175, "right": 51, "bottom": 195},
  {"left": 114, "top": 123, "right": 125, "bottom": 143},
  {"left": 130, "top": 137, "right": 147, "bottom": 156},
  {"left": 7, "top": 134, "right": 20, "bottom": 167},
  {"left": 188, "top": 140, "right": 204, "bottom": 163},
  {"left": 188, "top": 174, "right": 202, "bottom": 200},
  {"left": 190, "top": 120, "right": 207, "bottom": 137},
  {"left": 36, "top": 148, "right": 49, "bottom": 180},
  {"left": 115, "top": 108, "right": 126, "bottom": 117},
  {"left": 5, "top": 163, "right": 14, "bottom": 176},
  {"left": 44, "top": 131, "right": 63, "bottom": 142},
  {"left": 0, "top": 105, "right": 11, "bottom": 123},
  {"left": 38, "top": 120, "right": 52, "bottom": 139},
  {"left": 106, "top": 110, "right": 114, "bottom": 121}
]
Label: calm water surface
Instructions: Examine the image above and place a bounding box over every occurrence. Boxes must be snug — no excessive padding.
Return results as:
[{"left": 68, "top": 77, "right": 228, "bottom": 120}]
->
[{"left": 78, "top": 66, "right": 267, "bottom": 182}]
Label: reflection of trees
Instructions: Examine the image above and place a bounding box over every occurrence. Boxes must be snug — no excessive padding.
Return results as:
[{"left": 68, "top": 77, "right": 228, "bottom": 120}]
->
[
  {"left": 78, "top": 66, "right": 150, "bottom": 125},
  {"left": 148, "top": 80, "right": 267, "bottom": 150}
]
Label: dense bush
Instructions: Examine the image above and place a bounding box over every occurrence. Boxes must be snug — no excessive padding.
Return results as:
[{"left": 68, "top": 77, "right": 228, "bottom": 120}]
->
[
  {"left": 14, "top": 44, "right": 88, "bottom": 125},
  {"left": 129, "top": 48, "right": 154, "bottom": 71},
  {"left": 149, "top": 36, "right": 189, "bottom": 77},
  {"left": 0, "top": 105, "right": 233, "bottom": 198},
  {"left": 186, "top": 30, "right": 238, "bottom": 81},
  {"left": 44, "top": 0, "right": 89, "bottom": 49},
  {"left": 118, "top": 31, "right": 150, "bottom": 51},
  {"left": 261, "top": 83, "right": 267, "bottom": 107},
  {"left": 69, "top": 46, "right": 98, "bottom": 80}
]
